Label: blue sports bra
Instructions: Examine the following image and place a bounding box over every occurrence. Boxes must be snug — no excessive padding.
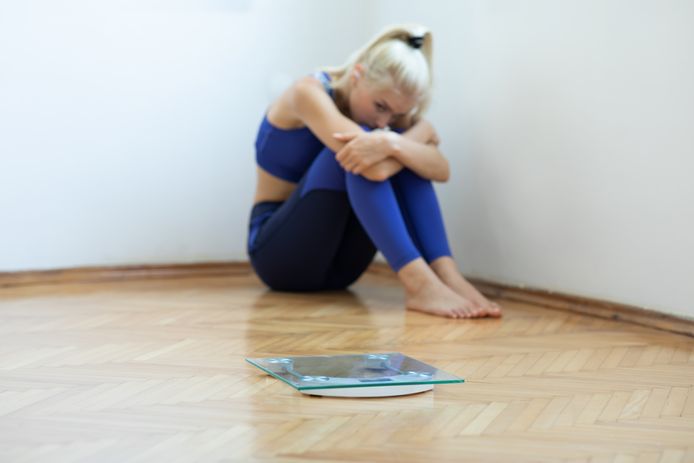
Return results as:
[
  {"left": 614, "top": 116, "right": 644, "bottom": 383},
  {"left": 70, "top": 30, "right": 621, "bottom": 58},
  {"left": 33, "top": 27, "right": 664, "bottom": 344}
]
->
[{"left": 255, "top": 71, "right": 333, "bottom": 183}]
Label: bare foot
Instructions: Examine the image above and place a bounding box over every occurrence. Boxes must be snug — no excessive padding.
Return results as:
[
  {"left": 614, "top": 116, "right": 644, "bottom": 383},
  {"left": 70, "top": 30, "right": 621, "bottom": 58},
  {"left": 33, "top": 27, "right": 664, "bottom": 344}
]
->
[
  {"left": 431, "top": 257, "right": 502, "bottom": 318},
  {"left": 445, "top": 278, "right": 502, "bottom": 318},
  {"left": 405, "top": 279, "right": 483, "bottom": 319},
  {"left": 397, "top": 258, "right": 486, "bottom": 319}
]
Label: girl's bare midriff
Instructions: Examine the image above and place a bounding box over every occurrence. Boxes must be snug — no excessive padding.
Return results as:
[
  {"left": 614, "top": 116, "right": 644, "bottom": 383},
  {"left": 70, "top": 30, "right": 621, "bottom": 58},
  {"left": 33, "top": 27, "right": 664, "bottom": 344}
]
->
[{"left": 253, "top": 167, "right": 298, "bottom": 205}]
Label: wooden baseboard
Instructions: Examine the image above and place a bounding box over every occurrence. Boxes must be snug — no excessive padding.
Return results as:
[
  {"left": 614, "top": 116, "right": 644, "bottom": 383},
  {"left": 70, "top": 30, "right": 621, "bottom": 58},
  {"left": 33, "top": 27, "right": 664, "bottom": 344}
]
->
[
  {"left": 0, "top": 262, "right": 252, "bottom": 288},
  {"left": 365, "top": 262, "right": 693, "bottom": 338},
  {"left": 468, "top": 277, "right": 694, "bottom": 338},
  {"left": 2, "top": 261, "right": 691, "bottom": 337}
]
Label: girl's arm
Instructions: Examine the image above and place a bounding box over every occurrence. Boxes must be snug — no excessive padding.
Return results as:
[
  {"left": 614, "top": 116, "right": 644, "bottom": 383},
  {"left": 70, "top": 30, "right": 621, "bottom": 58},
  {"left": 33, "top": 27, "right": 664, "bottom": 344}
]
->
[
  {"left": 290, "top": 76, "right": 366, "bottom": 153},
  {"left": 291, "top": 76, "right": 447, "bottom": 182},
  {"left": 391, "top": 133, "right": 449, "bottom": 182},
  {"left": 400, "top": 117, "right": 440, "bottom": 146},
  {"left": 336, "top": 119, "right": 449, "bottom": 182},
  {"left": 359, "top": 157, "right": 404, "bottom": 182}
]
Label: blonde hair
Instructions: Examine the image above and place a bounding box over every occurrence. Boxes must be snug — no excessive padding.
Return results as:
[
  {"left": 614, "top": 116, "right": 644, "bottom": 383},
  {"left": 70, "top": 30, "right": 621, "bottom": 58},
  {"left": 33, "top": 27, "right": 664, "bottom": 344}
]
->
[{"left": 320, "top": 24, "right": 433, "bottom": 126}]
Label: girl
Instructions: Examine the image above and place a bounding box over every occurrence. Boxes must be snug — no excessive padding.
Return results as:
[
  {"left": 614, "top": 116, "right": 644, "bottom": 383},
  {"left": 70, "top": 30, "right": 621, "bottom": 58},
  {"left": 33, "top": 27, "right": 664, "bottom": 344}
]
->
[{"left": 248, "top": 24, "right": 501, "bottom": 319}]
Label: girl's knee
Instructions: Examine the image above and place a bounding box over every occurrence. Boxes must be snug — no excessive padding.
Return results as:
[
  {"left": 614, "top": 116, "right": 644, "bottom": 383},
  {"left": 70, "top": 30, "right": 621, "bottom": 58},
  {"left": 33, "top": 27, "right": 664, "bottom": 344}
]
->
[{"left": 302, "top": 147, "right": 348, "bottom": 194}]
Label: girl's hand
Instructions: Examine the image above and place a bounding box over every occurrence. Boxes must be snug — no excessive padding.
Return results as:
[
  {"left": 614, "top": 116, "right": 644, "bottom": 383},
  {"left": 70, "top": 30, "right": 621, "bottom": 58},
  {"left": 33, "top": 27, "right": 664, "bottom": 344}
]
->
[{"left": 333, "top": 131, "right": 399, "bottom": 175}]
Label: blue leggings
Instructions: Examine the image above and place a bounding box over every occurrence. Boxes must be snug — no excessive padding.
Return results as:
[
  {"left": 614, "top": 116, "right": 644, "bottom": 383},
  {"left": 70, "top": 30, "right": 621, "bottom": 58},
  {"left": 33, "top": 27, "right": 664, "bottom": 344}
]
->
[{"left": 248, "top": 147, "right": 452, "bottom": 291}]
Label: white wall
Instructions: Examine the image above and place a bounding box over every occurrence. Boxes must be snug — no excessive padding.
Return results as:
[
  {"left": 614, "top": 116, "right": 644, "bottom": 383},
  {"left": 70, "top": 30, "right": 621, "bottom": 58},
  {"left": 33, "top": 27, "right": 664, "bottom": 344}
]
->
[
  {"left": 2, "top": 1, "right": 692, "bottom": 319},
  {"left": 375, "top": 0, "right": 694, "bottom": 318},
  {"left": 0, "top": 0, "right": 378, "bottom": 269}
]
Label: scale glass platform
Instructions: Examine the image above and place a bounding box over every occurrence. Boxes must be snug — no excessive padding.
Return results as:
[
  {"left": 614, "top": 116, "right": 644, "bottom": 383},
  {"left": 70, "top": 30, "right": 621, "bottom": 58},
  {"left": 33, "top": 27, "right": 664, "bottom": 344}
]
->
[{"left": 246, "top": 353, "right": 464, "bottom": 397}]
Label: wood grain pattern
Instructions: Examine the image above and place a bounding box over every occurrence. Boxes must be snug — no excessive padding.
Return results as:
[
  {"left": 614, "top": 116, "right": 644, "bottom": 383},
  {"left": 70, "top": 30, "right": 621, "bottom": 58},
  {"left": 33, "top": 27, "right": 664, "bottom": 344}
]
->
[{"left": 0, "top": 267, "right": 692, "bottom": 462}]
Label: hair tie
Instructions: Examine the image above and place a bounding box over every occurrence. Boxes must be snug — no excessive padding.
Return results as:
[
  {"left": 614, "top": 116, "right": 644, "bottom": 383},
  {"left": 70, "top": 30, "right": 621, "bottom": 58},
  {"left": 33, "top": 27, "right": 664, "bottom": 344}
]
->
[{"left": 407, "top": 35, "right": 424, "bottom": 49}]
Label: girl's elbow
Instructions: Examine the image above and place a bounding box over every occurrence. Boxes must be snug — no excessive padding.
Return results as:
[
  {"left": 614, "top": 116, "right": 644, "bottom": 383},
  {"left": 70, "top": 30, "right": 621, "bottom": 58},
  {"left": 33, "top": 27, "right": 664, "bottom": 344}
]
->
[{"left": 438, "top": 162, "right": 451, "bottom": 182}]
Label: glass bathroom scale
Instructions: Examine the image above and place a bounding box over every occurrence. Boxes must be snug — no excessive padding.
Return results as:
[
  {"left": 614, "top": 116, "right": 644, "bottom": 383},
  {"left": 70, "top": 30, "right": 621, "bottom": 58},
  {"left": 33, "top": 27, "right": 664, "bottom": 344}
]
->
[{"left": 245, "top": 353, "right": 464, "bottom": 397}]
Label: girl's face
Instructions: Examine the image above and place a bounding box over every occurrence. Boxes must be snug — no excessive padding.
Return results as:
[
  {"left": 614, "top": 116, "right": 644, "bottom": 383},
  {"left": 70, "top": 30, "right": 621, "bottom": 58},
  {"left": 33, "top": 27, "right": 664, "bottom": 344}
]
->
[{"left": 348, "top": 64, "right": 418, "bottom": 129}]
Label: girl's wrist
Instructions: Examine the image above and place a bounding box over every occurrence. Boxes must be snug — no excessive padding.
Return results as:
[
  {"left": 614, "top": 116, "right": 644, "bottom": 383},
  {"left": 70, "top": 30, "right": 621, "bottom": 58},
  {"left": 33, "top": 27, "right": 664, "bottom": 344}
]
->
[{"left": 384, "top": 131, "right": 402, "bottom": 159}]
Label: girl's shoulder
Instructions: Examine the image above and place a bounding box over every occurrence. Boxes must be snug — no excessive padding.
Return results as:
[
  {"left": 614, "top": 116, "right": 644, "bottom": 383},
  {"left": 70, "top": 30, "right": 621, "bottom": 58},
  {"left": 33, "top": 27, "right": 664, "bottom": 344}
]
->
[
  {"left": 268, "top": 71, "right": 335, "bottom": 130},
  {"left": 294, "top": 71, "right": 333, "bottom": 96}
]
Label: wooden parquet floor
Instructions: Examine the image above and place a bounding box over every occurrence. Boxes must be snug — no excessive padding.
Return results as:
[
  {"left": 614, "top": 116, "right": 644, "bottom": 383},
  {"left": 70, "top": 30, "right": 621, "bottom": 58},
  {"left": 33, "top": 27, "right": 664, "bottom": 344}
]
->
[{"left": 0, "top": 268, "right": 693, "bottom": 462}]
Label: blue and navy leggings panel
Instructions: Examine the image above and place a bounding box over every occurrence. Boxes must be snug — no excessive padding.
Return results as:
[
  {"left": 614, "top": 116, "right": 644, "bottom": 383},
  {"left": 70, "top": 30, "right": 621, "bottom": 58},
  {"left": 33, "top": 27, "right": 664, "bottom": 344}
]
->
[
  {"left": 247, "top": 140, "right": 452, "bottom": 291},
  {"left": 299, "top": 145, "right": 452, "bottom": 271}
]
